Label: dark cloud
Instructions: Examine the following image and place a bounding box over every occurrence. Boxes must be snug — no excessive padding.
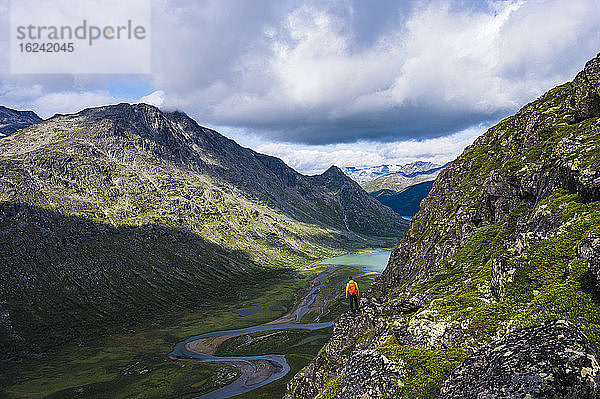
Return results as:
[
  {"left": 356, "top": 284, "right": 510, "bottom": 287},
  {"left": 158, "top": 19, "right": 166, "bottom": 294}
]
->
[
  {"left": 1, "top": 0, "right": 600, "bottom": 147},
  {"left": 150, "top": 0, "right": 600, "bottom": 145},
  {"left": 209, "top": 103, "right": 508, "bottom": 145}
]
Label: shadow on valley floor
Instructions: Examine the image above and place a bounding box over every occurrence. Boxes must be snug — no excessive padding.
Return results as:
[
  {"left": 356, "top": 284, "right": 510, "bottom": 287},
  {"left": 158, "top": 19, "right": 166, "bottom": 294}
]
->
[{"left": 0, "top": 201, "right": 294, "bottom": 364}]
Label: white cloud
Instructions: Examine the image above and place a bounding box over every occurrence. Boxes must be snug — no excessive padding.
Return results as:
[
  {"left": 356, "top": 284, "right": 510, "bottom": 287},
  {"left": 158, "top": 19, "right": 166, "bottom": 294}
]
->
[
  {"left": 148, "top": 0, "right": 600, "bottom": 145},
  {"left": 137, "top": 90, "right": 165, "bottom": 107},
  {"left": 245, "top": 124, "right": 482, "bottom": 175},
  {"left": 31, "top": 90, "right": 118, "bottom": 118},
  {"left": 1, "top": 0, "right": 600, "bottom": 151}
]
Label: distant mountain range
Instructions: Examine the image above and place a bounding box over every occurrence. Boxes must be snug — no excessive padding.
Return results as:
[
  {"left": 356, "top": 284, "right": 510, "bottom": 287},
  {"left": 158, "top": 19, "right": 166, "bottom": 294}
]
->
[
  {"left": 341, "top": 161, "right": 450, "bottom": 217},
  {"left": 362, "top": 162, "right": 450, "bottom": 193},
  {"left": 0, "top": 103, "right": 408, "bottom": 358},
  {"left": 0, "top": 106, "right": 42, "bottom": 137},
  {"left": 342, "top": 161, "right": 441, "bottom": 185},
  {"left": 369, "top": 180, "right": 435, "bottom": 216}
]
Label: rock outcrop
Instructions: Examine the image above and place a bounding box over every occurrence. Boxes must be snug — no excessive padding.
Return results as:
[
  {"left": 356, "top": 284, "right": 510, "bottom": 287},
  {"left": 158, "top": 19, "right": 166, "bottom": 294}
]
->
[
  {"left": 337, "top": 349, "right": 402, "bottom": 399},
  {"left": 439, "top": 320, "right": 600, "bottom": 399},
  {"left": 578, "top": 234, "right": 600, "bottom": 293},
  {"left": 286, "top": 53, "right": 600, "bottom": 398}
]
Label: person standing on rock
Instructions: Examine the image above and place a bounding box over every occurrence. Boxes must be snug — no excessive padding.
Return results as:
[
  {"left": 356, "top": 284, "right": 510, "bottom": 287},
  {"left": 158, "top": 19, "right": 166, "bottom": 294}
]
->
[{"left": 346, "top": 276, "right": 359, "bottom": 313}]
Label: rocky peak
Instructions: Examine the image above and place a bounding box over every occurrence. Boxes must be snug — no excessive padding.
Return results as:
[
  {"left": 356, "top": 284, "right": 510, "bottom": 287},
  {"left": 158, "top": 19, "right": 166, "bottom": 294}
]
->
[
  {"left": 0, "top": 102, "right": 407, "bottom": 240},
  {"left": 315, "top": 165, "right": 361, "bottom": 189},
  {"left": 569, "top": 53, "right": 600, "bottom": 120},
  {"left": 322, "top": 165, "right": 345, "bottom": 178}
]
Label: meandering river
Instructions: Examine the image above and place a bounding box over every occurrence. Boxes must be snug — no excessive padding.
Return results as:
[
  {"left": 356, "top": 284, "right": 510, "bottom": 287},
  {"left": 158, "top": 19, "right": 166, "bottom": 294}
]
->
[{"left": 169, "top": 250, "right": 391, "bottom": 399}]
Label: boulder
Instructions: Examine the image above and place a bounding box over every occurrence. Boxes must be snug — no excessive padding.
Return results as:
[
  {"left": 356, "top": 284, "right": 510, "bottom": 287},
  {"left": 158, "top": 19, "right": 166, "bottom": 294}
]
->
[
  {"left": 439, "top": 320, "right": 600, "bottom": 399},
  {"left": 337, "top": 349, "right": 402, "bottom": 399},
  {"left": 570, "top": 53, "right": 600, "bottom": 120}
]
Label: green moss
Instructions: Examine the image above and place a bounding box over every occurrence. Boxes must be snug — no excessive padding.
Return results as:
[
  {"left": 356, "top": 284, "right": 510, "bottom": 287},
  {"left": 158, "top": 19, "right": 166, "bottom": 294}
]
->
[
  {"left": 315, "top": 371, "right": 345, "bottom": 399},
  {"left": 410, "top": 189, "right": 600, "bottom": 352},
  {"left": 377, "top": 336, "right": 468, "bottom": 399},
  {"left": 511, "top": 197, "right": 600, "bottom": 347},
  {"left": 356, "top": 329, "right": 375, "bottom": 348}
]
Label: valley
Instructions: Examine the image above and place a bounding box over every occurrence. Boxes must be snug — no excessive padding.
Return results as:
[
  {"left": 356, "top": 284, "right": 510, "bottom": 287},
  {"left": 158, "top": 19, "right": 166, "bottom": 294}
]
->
[
  {"left": 1, "top": 251, "right": 389, "bottom": 399},
  {"left": 342, "top": 162, "right": 450, "bottom": 218},
  {"left": 0, "top": 103, "right": 406, "bottom": 398},
  {"left": 2, "top": 3, "right": 599, "bottom": 399}
]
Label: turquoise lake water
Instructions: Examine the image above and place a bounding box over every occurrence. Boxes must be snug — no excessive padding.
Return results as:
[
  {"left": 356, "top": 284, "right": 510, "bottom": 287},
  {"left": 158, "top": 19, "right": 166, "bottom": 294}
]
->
[{"left": 316, "top": 250, "right": 392, "bottom": 273}]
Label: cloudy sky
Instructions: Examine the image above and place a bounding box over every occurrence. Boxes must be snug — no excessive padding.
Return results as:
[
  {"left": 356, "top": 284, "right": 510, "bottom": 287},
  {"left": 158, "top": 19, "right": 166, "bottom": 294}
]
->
[{"left": 1, "top": 0, "right": 600, "bottom": 174}]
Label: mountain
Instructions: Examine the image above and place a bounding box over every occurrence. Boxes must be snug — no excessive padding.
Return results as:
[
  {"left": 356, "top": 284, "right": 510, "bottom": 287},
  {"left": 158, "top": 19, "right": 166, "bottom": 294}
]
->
[
  {"left": 0, "top": 103, "right": 408, "bottom": 359},
  {"left": 286, "top": 54, "right": 600, "bottom": 398},
  {"left": 0, "top": 106, "right": 42, "bottom": 137},
  {"left": 364, "top": 163, "right": 450, "bottom": 217},
  {"left": 342, "top": 161, "right": 441, "bottom": 185},
  {"left": 363, "top": 161, "right": 449, "bottom": 193},
  {"left": 369, "top": 180, "right": 434, "bottom": 217}
]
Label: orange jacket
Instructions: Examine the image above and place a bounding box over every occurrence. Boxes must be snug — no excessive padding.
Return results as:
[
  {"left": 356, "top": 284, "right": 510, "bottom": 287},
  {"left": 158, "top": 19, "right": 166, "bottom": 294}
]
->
[{"left": 346, "top": 280, "right": 359, "bottom": 297}]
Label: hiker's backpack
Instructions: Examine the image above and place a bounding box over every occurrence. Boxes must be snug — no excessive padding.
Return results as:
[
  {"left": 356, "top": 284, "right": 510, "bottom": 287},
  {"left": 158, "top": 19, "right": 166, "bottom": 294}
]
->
[{"left": 348, "top": 281, "right": 357, "bottom": 295}]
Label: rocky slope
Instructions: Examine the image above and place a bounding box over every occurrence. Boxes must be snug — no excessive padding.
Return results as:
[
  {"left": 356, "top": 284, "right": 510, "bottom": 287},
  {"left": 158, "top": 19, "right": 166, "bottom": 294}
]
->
[
  {"left": 342, "top": 161, "right": 441, "bottom": 186},
  {"left": 0, "top": 106, "right": 42, "bottom": 137},
  {"left": 0, "top": 103, "right": 407, "bottom": 360},
  {"left": 285, "top": 54, "right": 600, "bottom": 398}
]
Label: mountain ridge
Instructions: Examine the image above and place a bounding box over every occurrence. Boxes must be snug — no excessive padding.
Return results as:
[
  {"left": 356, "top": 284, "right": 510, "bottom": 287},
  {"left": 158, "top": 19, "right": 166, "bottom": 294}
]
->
[
  {"left": 342, "top": 161, "right": 442, "bottom": 185},
  {"left": 0, "top": 103, "right": 407, "bottom": 359}
]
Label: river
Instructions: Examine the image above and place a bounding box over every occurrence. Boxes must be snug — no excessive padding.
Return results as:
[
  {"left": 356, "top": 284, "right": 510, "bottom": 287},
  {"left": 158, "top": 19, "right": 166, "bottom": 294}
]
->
[{"left": 169, "top": 250, "right": 392, "bottom": 399}]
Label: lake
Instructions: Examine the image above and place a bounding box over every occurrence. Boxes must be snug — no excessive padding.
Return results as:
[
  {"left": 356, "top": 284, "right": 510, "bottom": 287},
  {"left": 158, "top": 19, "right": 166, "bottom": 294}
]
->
[{"left": 315, "top": 250, "right": 392, "bottom": 273}]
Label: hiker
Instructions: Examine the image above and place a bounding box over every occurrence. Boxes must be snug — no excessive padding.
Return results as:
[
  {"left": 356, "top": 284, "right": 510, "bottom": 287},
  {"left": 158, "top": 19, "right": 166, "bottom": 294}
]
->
[{"left": 346, "top": 276, "right": 359, "bottom": 313}]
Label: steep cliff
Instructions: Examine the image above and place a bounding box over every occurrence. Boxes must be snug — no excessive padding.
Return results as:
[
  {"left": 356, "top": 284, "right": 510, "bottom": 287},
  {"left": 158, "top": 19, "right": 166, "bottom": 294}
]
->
[{"left": 286, "top": 54, "right": 600, "bottom": 398}]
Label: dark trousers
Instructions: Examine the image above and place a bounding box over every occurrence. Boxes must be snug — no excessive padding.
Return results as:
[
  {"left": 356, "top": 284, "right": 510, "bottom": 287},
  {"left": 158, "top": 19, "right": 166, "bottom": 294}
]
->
[{"left": 349, "top": 294, "right": 359, "bottom": 312}]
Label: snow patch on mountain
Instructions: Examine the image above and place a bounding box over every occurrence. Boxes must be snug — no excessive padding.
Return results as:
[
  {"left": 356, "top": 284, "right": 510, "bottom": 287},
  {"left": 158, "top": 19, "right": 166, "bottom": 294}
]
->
[{"left": 342, "top": 161, "right": 442, "bottom": 184}]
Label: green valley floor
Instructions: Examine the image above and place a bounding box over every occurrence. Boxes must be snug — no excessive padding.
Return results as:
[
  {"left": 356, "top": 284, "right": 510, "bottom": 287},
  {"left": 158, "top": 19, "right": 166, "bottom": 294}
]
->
[{"left": 1, "top": 261, "right": 379, "bottom": 399}]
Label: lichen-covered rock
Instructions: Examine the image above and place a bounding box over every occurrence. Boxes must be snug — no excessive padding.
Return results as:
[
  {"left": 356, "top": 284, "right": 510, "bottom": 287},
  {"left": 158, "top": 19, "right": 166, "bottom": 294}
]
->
[
  {"left": 388, "top": 292, "right": 431, "bottom": 314},
  {"left": 491, "top": 255, "right": 515, "bottom": 300},
  {"left": 569, "top": 53, "right": 600, "bottom": 120},
  {"left": 336, "top": 349, "right": 402, "bottom": 399},
  {"left": 285, "top": 308, "right": 378, "bottom": 399},
  {"left": 439, "top": 320, "right": 600, "bottom": 399}
]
